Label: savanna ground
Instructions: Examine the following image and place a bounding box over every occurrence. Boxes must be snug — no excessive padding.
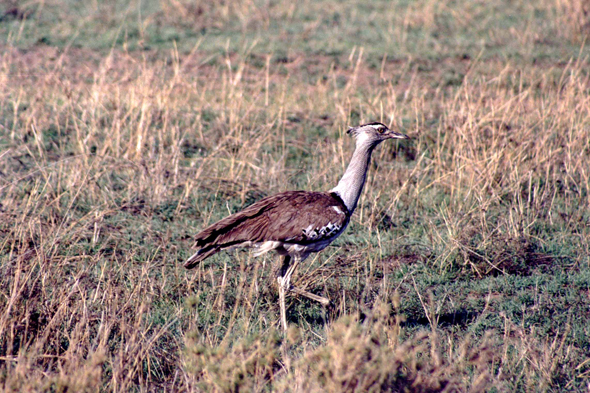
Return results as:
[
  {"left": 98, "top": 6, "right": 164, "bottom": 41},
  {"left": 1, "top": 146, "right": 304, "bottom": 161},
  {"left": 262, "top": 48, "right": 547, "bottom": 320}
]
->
[{"left": 1, "top": 0, "right": 590, "bottom": 391}]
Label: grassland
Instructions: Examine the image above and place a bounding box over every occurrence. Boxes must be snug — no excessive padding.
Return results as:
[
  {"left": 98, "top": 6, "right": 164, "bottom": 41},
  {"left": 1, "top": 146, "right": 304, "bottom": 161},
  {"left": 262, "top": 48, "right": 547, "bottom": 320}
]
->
[{"left": 1, "top": 0, "right": 590, "bottom": 391}]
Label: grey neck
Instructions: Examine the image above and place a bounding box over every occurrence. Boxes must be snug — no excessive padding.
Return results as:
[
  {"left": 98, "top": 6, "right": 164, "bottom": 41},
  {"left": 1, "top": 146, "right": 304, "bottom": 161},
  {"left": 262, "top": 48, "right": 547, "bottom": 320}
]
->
[{"left": 330, "top": 139, "right": 376, "bottom": 213}]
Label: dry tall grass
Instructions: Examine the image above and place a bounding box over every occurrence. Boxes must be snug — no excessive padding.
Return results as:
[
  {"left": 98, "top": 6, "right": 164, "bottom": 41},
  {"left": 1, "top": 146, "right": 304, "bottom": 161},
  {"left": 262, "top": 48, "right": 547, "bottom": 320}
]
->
[
  {"left": 1, "top": 0, "right": 590, "bottom": 390},
  {"left": 1, "top": 42, "right": 588, "bottom": 390}
]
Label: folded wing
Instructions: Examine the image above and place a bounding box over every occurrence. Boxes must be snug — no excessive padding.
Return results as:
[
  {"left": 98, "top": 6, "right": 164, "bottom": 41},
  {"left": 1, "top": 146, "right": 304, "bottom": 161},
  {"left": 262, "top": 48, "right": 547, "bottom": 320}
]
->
[{"left": 184, "top": 191, "right": 349, "bottom": 268}]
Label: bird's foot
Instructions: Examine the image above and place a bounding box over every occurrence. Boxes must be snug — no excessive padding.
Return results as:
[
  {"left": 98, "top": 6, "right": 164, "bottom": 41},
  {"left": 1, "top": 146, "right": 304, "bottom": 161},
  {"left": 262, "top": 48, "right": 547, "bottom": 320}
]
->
[{"left": 289, "top": 285, "right": 330, "bottom": 306}]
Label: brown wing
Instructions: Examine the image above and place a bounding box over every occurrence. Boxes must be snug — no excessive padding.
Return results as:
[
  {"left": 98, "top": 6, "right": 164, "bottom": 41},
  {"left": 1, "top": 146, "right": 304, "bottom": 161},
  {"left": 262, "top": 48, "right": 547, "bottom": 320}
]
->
[
  {"left": 184, "top": 191, "right": 349, "bottom": 268},
  {"left": 259, "top": 192, "right": 350, "bottom": 244}
]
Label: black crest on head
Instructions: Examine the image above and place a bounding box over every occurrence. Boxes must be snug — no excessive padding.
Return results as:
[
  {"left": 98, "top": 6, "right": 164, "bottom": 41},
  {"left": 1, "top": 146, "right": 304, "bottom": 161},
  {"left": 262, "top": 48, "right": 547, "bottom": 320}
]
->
[
  {"left": 361, "top": 121, "right": 387, "bottom": 127},
  {"left": 347, "top": 122, "right": 389, "bottom": 136}
]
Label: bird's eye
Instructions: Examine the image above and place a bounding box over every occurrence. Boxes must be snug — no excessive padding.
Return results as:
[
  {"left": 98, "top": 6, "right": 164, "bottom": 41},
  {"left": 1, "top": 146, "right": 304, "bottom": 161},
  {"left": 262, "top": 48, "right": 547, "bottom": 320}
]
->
[{"left": 378, "top": 127, "right": 385, "bottom": 133}]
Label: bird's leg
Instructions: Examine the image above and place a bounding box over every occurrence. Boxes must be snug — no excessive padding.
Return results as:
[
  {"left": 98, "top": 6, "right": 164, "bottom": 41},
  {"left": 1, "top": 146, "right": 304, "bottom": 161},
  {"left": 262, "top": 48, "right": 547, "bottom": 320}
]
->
[
  {"left": 277, "top": 254, "right": 292, "bottom": 278},
  {"left": 277, "top": 256, "right": 330, "bottom": 330},
  {"left": 289, "top": 286, "right": 330, "bottom": 306},
  {"left": 282, "top": 256, "right": 329, "bottom": 306},
  {"left": 278, "top": 282, "right": 287, "bottom": 332},
  {"left": 277, "top": 255, "right": 292, "bottom": 332},
  {"left": 279, "top": 256, "right": 330, "bottom": 306},
  {"left": 277, "top": 256, "right": 302, "bottom": 332},
  {"left": 282, "top": 258, "right": 299, "bottom": 299}
]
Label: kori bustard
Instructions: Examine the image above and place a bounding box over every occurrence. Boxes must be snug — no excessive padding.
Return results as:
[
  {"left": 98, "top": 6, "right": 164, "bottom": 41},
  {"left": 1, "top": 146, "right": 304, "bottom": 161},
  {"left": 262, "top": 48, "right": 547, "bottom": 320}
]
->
[{"left": 184, "top": 122, "right": 409, "bottom": 331}]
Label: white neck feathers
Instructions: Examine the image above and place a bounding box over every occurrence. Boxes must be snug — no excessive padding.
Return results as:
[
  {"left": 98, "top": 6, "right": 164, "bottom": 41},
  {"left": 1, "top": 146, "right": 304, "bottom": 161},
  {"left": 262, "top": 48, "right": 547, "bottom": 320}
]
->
[{"left": 330, "top": 137, "right": 376, "bottom": 213}]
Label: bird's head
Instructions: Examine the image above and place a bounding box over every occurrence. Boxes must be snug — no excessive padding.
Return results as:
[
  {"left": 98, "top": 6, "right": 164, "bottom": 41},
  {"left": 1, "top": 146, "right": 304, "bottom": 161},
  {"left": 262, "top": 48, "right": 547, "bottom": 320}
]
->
[{"left": 347, "top": 122, "right": 409, "bottom": 147}]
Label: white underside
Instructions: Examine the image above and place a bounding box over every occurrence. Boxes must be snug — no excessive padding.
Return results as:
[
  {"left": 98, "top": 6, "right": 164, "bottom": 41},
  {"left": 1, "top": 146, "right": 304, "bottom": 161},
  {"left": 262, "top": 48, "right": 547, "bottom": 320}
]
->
[{"left": 249, "top": 222, "right": 349, "bottom": 261}]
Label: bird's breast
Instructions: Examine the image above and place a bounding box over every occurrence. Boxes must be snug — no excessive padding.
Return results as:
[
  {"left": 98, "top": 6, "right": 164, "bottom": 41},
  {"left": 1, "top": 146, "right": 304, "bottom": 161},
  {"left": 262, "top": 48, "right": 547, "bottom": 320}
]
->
[{"left": 286, "top": 220, "right": 349, "bottom": 255}]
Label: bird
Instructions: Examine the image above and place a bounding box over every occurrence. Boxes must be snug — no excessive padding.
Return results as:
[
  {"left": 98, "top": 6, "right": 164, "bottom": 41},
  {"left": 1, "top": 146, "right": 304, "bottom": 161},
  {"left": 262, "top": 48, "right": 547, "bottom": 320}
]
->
[{"left": 184, "top": 122, "right": 409, "bottom": 331}]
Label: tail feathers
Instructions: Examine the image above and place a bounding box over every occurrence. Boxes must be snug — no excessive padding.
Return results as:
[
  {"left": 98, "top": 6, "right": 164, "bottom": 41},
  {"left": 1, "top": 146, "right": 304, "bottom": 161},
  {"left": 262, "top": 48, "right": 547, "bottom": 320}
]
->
[
  {"left": 184, "top": 194, "right": 278, "bottom": 269},
  {"left": 184, "top": 246, "right": 219, "bottom": 269}
]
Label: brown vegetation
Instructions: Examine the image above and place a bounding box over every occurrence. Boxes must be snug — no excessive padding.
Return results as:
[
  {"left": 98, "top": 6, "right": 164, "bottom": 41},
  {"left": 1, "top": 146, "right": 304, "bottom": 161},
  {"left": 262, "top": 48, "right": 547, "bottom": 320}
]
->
[{"left": 1, "top": 0, "right": 590, "bottom": 390}]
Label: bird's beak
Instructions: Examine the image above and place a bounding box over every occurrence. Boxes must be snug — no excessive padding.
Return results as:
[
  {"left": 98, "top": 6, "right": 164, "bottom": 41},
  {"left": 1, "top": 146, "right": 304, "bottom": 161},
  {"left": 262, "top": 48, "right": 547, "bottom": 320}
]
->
[{"left": 388, "top": 129, "right": 410, "bottom": 139}]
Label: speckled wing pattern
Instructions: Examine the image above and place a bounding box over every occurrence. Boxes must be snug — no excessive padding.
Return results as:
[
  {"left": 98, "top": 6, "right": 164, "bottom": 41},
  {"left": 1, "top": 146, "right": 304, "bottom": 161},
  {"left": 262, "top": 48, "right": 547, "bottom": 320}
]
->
[{"left": 184, "top": 191, "right": 350, "bottom": 268}]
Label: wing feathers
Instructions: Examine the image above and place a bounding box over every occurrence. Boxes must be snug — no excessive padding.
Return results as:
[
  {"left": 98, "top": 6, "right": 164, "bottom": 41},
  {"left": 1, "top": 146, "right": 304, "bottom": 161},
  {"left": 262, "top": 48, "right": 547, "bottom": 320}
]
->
[
  {"left": 184, "top": 246, "right": 219, "bottom": 269},
  {"left": 184, "top": 191, "right": 349, "bottom": 268}
]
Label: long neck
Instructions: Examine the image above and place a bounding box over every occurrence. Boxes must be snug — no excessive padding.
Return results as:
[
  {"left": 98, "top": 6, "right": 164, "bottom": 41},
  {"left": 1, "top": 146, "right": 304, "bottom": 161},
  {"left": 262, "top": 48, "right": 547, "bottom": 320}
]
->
[{"left": 330, "top": 140, "right": 376, "bottom": 213}]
